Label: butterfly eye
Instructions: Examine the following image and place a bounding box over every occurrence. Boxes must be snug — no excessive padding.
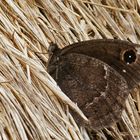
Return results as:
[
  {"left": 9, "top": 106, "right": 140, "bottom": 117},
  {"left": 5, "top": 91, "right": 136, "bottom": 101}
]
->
[
  {"left": 48, "top": 43, "right": 60, "bottom": 55},
  {"left": 122, "top": 49, "right": 137, "bottom": 64}
]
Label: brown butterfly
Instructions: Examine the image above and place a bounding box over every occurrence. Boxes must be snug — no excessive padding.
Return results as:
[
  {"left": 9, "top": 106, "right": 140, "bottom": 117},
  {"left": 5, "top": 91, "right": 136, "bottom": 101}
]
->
[{"left": 47, "top": 39, "right": 140, "bottom": 130}]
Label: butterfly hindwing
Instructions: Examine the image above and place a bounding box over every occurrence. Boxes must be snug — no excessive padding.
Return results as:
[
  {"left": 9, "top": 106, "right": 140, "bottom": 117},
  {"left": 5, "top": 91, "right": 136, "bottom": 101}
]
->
[{"left": 56, "top": 53, "right": 128, "bottom": 129}]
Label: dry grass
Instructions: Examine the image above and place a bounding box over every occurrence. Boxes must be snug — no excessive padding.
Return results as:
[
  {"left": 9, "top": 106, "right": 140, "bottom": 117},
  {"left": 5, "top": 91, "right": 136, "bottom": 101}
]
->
[{"left": 0, "top": 0, "right": 140, "bottom": 140}]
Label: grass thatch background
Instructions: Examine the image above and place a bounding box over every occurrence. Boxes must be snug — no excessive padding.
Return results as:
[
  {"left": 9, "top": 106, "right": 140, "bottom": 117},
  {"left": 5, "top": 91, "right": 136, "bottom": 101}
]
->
[{"left": 0, "top": 0, "right": 140, "bottom": 140}]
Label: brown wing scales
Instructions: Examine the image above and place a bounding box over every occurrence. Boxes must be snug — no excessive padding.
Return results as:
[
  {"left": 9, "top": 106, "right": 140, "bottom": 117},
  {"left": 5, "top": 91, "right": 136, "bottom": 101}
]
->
[{"left": 56, "top": 53, "right": 128, "bottom": 130}]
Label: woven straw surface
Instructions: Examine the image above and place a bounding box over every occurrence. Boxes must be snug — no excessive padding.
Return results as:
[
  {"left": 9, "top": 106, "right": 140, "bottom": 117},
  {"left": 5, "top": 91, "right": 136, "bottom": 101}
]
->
[{"left": 0, "top": 0, "right": 140, "bottom": 140}]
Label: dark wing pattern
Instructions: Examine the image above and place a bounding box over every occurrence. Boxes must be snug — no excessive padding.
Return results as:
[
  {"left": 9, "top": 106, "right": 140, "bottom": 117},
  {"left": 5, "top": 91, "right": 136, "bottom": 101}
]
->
[{"left": 56, "top": 53, "right": 128, "bottom": 130}]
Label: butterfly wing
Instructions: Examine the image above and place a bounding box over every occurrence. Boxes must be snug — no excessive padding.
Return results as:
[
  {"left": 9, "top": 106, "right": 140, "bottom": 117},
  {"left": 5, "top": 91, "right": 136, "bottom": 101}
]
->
[
  {"left": 54, "top": 53, "right": 129, "bottom": 130},
  {"left": 49, "top": 39, "right": 140, "bottom": 90}
]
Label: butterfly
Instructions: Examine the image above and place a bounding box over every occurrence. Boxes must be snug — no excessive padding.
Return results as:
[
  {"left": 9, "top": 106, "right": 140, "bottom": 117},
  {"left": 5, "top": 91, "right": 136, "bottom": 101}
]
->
[{"left": 47, "top": 39, "right": 140, "bottom": 130}]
